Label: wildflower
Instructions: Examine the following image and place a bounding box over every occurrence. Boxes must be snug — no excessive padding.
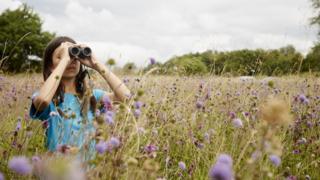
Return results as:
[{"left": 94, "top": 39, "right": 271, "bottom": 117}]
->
[
  {"left": 150, "top": 57, "right": 156, "bottom": 65},
  {"left": 8, "top": 156, "right": 33, "bottom": 175},
  {"left": 134, "top": 101, "right": 143, "bottom": 109},
  {"left": 102, "top": 95, "right": 112, "bottom": 111},
  {"left": 95, "top": 141, "right": 108, "bottom": 154},
  {"left": 298, "top": 94, "right": 309, "bottom": 104},
  {"left": 178, "top": 161, "right": 186, "bottom": 170},
  {"left": 229, "top": 112, "right": 236, "bottom": 119},
  {"left": 31, "top": 156, "right": 41, "bottom": 163},
  {"left": 217, "top": 154, "right": 233, "bottom": 167},
  {"left": 209, "top": 154, "right": 234, "bottom": 180},
  {"left": 134, "top": 109, "right": 141, "bottom": 118},
  {"left": 104, "top": 114, "right": 114, "bottom": 125},
  {"left": 196, "top": 100, "right": 204, "bottom": 109},
  {"left": 144, "top": 144, "right": 158, "bottom": 153},
  {"left": 137, "top": 127, "right": 146, "bottom": 134},
  {"left": 123, "top": 77, "right": 130, "bottom": 83},
  {"left": 0, "top": 172, "right": 4, "bottom": 180},
  {"left": 15, "top": 119, "right": 22, "bottom": 131},
  {"left": 232, "top": 118, "right": 243, "bottom": 128},
  {"left": 109, "top": 137, "right": 120, "bottom": 148},
  {"left": 269, "top": 154, "right": 281, "bottom": 167}
]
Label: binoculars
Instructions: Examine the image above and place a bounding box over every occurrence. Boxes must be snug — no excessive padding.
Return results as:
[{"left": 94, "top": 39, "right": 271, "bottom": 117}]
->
[{"left": 68, "top": 46, "right": 92, "bottom": 59}]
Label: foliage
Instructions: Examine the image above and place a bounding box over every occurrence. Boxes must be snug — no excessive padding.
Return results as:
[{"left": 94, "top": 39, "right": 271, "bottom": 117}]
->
[{"left": 0, "top": 4, "right": 55, "bottom": 73}]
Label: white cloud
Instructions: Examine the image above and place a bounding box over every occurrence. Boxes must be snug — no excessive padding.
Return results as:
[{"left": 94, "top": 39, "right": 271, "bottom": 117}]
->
[
  {"left": 0, "top": 0, "right": 21, "bottom": 12},
  {"left": 1, "top": 0, "right": 318, "bottom": 66}
]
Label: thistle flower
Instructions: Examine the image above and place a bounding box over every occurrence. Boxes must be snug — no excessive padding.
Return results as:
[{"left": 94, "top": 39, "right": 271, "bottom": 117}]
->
[
  {"left": 134, "top": 101, "right": 143, "bottom": 109},
  {"left": 178, "top": 161, "right": 186, "bottom": 170},
  {"left": 134, "top": 109, "right": 141, "bottom": 118},
  {"left": 144, "top": 144, "right": 158, "bottom": 153},
  {"left": 196, "top": 100, "right": 204, "bottom": 109},
  {"left": 269, "top": 154, "right": 281, "bottom": 167},
  {"left": 8, "top": 156, "right": 33, "bottom": 175},
  {"left": 298, "top": 94, "right": 309, "bottom": 104},
  {"left": 216, "top": 154, "right": 233, "bottom": 167},
  {"left": 209, "top": 154, "right": 234, "bottom": 180},
  {"left": 229, "top": 112, "right": 236, "bottom": 119},
  {"left": 150, "top": 57, "right": 156, "bottom": 65},
  {"left": 232, "top": 118, "right": 243, "bottom": 128},
  {"left": 0, "top": 172, "right": 4, "bottom": 180},
  {"left": 104, "top": 114, "right": 114, "bottom": 125},
  {"left": 95, "top": 141, "right": 108, "bottom": 154},
  {"left": 15, "top": 119, "right": 22, "bottom": 131},
  {"left": 109, "top": 137, "right": 120, "bottom": 148}
]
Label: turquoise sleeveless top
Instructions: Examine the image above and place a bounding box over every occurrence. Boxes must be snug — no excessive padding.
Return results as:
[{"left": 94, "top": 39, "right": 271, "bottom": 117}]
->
[{"left": 29, "top": 89, "right": 105, "bottom": 162}]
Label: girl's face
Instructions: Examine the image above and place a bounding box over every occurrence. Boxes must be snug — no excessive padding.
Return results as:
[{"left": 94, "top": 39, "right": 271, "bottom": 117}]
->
[{"left": 50, "top": 42, "right": 81, "bottom": 79}]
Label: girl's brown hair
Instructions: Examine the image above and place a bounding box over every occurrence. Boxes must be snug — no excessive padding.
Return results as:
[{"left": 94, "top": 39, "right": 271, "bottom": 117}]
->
[{"left": 43, "top": 36, "right": 96, "bottom": 117}]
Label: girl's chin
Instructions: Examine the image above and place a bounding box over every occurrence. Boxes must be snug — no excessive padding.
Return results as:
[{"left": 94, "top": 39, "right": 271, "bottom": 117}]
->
[{"left": 62, "top": 73, "right": 78, "bottom": 79}]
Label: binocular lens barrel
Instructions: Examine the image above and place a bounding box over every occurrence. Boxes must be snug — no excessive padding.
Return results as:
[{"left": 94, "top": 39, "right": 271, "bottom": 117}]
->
[
  {"left": 82, "top": 47, "right": 92, "bottom": 57},
  {"left": 69, "top": 47, "right": 81, "bottom": 57},
  {"left": 68, "top": 46, "right": 92, "bottom": 59}
]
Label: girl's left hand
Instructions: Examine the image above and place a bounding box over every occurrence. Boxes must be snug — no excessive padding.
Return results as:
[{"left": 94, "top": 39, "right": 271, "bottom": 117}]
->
[{"left": 77, "top": 44, "right": 100, "bottom": 70}]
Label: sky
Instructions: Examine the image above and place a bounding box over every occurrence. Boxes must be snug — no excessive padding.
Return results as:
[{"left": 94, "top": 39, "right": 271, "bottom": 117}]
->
[{"left": 0, "top": 0, "right": 318, "bottom": 67}]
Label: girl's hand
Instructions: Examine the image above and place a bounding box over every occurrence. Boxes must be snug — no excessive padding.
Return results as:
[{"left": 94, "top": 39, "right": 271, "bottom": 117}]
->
[
  {"left": 56, "top": 42, "right": 74, "bottom": 65},
  {"left": 77, "top": 44, "right": 100, "bottom": 70}
]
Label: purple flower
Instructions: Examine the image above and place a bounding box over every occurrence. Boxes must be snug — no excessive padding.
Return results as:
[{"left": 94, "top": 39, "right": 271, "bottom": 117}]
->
[
  {"left": 15, "top": 120, "right": 21, "bottom": 131},
  {"left": 232, "top": 118, "right": 243, "bottom": 128},
  {"left": 149, "top": 57, "right": 156, "bottom": 65},
  {"left": 216, "top": 154, "right": 233, "bottom": 167},
  {"left": 103, "top": 96, "right": 112, "bottom": 111},
  {"left": 8, "top": 156, "right": 33, "bottom": 175},
  {"left": 196, "top": 100, "right": 204, "bottom": 109},
  {"left": 209, "top": 154, "right": 234, "bottom": 180},
  {"left": 229, "top": 112, "right": 236, "bottom": 119},
  {"left": 31, "top": 156, "right": 41, "bottom": 163},
  {"left": 0, "top": 172, "right": 4, "bottom": 180},
  {"left": 123, "top": 77, "right": 130, "bottom": 83},
  {"left": 134, "top": 109, "right": 141, "bottom": 118},
  {"left": 95, "top": 141, "right": 108, "bottom": 154},
  {"left": 269, "top": 154, "right": 281, "bottom": 167},
  {"left": 109, "top": 137, "right": 120, "bottom": 148},
  {"left": 144, "top": 144, "right": 158, "bottom": 153},
  {"left": 298, "top": 94, "right": 309, "bottom": 104},
  {"left": 134, "top": 101, "right": 143, "bottom": 109},
  {"left": 104, "top": 114, "right": 114, "bottom": 125},
  {"left": 178, "top": 161, "right": 186, "bottom": 170},
  {"left": 242, "top": 112, "right": 250, "bottom": 117}
]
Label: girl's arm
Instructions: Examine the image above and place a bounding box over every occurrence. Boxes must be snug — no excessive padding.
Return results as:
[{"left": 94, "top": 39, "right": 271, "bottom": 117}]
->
[
  {"left": 33, "top": 42, "right": 72, "bottom": 112},
  {"left": 75, "top": 45, "right": 131, "bottom": 103},
  {"left": 93, "top": 61, "right": 131, "bottom": 103}
]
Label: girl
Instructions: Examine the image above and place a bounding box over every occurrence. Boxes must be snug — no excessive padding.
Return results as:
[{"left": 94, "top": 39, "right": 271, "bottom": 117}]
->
[{"left": 29, "top": 36, "right": 130, "bottom": 162}]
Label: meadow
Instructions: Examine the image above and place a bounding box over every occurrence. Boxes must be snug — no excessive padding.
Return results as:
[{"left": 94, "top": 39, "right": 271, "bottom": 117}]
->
[{"left": 0, "top": 73, "right": 319, "bottom": 179}]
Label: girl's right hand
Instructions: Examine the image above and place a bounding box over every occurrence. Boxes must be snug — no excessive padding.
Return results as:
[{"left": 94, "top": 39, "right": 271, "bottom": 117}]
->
[{"left": 56, "top": 42, "right": 74, "bottom": 64}]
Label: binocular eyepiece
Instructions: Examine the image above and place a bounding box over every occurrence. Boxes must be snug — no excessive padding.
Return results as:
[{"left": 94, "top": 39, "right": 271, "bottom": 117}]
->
[{"left": 68, "top": 46, "right": 92, "bottom": 59}]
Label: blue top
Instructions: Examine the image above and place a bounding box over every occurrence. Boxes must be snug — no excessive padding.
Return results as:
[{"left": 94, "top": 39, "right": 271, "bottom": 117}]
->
[{"left": 29, "top": 89, "right": 106, "bottom": 161}]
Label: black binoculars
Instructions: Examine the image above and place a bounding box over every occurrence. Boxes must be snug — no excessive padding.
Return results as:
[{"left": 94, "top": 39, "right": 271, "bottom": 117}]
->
[{"left": 68, "top": 46, "right": 92, "bottom": 59}]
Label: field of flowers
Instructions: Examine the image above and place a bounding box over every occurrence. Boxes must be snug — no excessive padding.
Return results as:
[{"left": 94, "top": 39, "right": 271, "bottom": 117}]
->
[{"left": 0, "top": 73, "right": 319, "bottom": 179}]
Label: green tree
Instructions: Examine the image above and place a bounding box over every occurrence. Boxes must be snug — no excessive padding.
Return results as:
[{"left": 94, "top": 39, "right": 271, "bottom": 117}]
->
[
  {"left": 311, "top": 0, "right": 320, "bottom": 36},
  {"left": 302, "top": 43, "right": 320, "bottom": 72},
  {"left": 0, "top": 4, "right": 55, "bottom": 73}
]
